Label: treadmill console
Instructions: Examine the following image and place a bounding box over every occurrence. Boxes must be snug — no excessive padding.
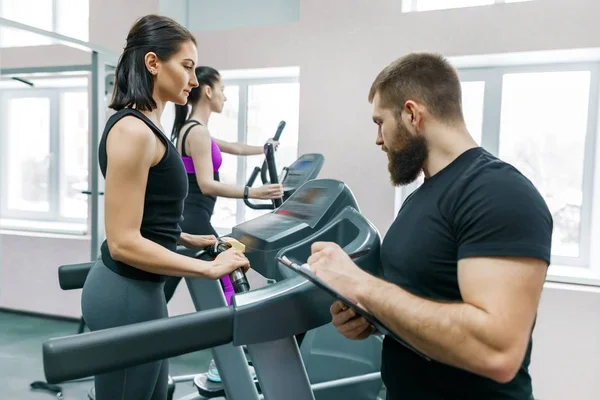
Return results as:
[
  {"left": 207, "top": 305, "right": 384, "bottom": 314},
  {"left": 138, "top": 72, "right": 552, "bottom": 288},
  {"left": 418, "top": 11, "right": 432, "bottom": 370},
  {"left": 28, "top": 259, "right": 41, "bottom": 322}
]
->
[
  {"left": 281, "top": 153, "right": 324, "bottom": 194},
  {"left": 231, "top": 179, "right": 358, "bottom": 280}
]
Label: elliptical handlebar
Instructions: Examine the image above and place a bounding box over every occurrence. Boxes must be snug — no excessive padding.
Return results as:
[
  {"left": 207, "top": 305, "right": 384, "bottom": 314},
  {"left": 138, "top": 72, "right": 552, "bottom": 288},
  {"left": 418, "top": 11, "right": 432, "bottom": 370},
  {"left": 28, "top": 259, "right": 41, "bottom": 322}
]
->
[
  {"left": 259, "top": 120, "right": 286, "bottom": 185},
  {"left": 244, "top": 120, "right": 286, "bottom": 210},
  {"left": 243, "top": 167, "right": 274, "bottom": 210}
]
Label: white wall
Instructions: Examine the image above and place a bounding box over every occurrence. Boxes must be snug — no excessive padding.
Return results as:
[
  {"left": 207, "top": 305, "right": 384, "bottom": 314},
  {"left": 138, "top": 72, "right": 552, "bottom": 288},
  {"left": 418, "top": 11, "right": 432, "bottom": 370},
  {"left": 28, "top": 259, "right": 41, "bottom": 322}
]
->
[
  {"left": 1, "top": 1, "right": 600, "bottom": 399},
  {"left": 531, "top": 284, "right": 600, "bottom": 400},
  {"left": 0, "top": 233, "right": 89, "bottom": 318}
]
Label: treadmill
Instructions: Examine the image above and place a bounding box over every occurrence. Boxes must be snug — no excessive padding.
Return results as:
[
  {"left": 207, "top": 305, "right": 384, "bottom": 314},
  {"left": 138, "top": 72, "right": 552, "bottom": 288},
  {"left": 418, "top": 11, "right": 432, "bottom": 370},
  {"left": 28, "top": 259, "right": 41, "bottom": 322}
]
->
[
  {"left": 183, "top": 177, "right": 383, "bottom": 400},
  {"left": 42, "top": 183, "right": 384, "bottom": 400}
]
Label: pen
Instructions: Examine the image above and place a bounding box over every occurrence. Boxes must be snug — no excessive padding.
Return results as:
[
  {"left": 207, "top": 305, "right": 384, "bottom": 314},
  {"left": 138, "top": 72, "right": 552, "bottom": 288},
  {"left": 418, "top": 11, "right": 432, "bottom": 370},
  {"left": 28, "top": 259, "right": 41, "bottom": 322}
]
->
[{"left": 348, "top": 248, "right": 371, "bottom": 259}]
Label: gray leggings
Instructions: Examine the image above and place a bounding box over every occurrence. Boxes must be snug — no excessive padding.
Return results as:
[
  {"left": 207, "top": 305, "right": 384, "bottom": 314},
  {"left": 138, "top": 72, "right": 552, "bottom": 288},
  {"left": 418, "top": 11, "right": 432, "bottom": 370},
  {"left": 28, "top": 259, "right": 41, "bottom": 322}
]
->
[{"left": 81, "top": 259, "right": 169, "bottom": 400}]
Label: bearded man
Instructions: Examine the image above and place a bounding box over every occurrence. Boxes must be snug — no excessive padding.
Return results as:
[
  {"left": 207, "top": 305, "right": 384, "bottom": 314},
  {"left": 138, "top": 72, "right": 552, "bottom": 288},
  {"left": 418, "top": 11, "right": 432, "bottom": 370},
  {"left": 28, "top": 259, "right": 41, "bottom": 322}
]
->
[{"left": 307, "top": 52, "right": 553, "bottom": 400}]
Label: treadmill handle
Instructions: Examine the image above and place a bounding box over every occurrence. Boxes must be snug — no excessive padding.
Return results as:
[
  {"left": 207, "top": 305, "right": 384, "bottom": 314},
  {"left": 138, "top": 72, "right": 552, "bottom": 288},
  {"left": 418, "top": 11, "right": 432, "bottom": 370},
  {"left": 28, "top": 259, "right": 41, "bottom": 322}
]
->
[
  {"left": 58, "top": 262, "right": 94, "bottom": 290},
  {"left": 43, "top": 307, "right": 234, "bottom": 384},
  {"left": 275, "top": 206, "right": 382, "bottom": 277}
]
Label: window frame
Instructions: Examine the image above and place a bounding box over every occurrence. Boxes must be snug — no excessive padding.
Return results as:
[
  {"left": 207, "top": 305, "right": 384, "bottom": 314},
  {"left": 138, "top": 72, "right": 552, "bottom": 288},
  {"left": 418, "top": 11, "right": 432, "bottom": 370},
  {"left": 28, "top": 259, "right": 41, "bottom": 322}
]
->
[
  {"left": 402, "top": 0, "right": 534, "bottom": 13},
  {"left": 0, "top": 0, "right": 88, "bottom": 46},
  {"left": 0, "top": 86, "right": 88, "bottom": 227},
  {"left": 213, "top": 75, "right": 300, "bottom": 230},
  {"left": 396, "top": 61, "right": 600, "bottom": 278}
]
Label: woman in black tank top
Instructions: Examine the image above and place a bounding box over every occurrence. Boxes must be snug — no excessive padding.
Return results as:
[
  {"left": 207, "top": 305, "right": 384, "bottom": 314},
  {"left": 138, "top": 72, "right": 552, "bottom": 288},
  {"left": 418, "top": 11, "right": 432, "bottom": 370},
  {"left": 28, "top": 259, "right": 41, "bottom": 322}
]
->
[{"left": 80, "top": 15, "right": 249, "bottom": 400}]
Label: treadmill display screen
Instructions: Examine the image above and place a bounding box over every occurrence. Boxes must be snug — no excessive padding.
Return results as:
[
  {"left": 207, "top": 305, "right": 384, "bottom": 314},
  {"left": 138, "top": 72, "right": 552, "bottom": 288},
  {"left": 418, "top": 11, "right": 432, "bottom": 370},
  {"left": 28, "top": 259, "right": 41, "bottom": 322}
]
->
[
  {"left": 276, "top": 186, "right": 329, "bottom": 222},
  {"left": 283, "top": 159, "right": 315, "bottom": 189},
  {"left": 293, "top": 160, "right": 313, "bottom": 170}
]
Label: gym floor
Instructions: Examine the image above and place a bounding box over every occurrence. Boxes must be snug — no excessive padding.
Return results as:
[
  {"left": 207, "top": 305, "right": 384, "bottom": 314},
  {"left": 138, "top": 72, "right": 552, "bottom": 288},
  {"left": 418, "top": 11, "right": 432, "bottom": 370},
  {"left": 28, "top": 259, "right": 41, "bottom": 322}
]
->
[{"left": 0, "top": 310, "right": 212, "bottom": 399}]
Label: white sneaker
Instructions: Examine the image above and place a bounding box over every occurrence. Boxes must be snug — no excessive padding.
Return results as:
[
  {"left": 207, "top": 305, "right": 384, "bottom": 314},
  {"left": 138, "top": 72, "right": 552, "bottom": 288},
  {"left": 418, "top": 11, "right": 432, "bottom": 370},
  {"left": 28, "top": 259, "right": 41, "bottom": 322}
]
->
[{"left": 206, "top": 359, "right": 256, "bottom": 383}]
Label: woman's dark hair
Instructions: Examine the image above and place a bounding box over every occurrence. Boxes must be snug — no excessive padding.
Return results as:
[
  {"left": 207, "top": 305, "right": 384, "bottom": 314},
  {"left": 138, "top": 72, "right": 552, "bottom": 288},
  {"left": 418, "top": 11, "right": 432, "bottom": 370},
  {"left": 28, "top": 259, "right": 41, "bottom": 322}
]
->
[
  {"left": 171, "top": 66, "right": 221, "bottom": 142},
  {"left": 109, "top": 14, "right": 196, "bottom": 112}
]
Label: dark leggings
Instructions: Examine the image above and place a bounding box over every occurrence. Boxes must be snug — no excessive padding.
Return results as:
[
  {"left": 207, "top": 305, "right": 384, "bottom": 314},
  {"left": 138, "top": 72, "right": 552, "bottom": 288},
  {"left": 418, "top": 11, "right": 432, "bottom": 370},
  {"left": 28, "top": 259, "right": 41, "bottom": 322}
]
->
[
  {"left": 164, "top": 204, "right": 217, "bottom": 303},
  {"left": 81, "top": 260, "right": 169, "bottom": 400}
]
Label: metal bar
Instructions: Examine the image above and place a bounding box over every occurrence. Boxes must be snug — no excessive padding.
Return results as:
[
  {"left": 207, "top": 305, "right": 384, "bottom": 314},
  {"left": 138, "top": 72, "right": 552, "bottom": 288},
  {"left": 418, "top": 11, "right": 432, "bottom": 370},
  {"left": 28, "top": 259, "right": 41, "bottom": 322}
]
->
[
  {"left": 577, "top": 65, "right": 599, "bottom": 267},
  {"left": 224, "top": 77, "right": 298, "bottom": 87},
  {"left": 0, "top": 65, "right": 92, "bottom": 76},
  {"left": 246, "top": 337, "right": 315, "bottom": 400},
  {"left": 50, "top": 90, "right": 61, "bottom": 220},
  {"left": 89, "top": 51, "right": 105, "bottom": 260},
  {"left": 0, "top": 17, "right": 119, "bottom": 59},
  {"left": 184, "top": 276, "right": 260, "bottom": 400},
  {"left": 43, "top": 307, "right": 235, "bottom": 384},
  {"left": 236, "top": 84, "right": 249, "bottom": 224},
  {"left": 480, "top": 68, "right": 503, "bottom": 156},
  {"left": 311, "top": 372, "right": 381, "bottom": 391},
  {"left": 171, "top": 374, "right": 199, "bottom": 383}
]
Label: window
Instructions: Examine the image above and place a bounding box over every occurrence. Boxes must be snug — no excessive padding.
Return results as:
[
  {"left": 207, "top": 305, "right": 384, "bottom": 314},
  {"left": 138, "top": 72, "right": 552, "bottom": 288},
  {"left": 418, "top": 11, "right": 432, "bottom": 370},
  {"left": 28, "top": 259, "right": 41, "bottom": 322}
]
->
[
  {"left": 396, "top": 62, "right": 600, "bottom": 283},
  {"left": 460, "top": 80, "right": 485, "bottom": 146},
  {"left": 0, "top": 0, "right": 88, "bottom": 47},
  {"left": 498, "top": 71, "right": 591, "bottom": 261},
  {"left": 160, "top": 72, "right": 301, "bottom": 232},
  {"left": 210, "top": 86, "right": 241, "bottom": 229},
  {"left": 244, "top": 82, "right": 301, "bottom": 222},
  {"left": 211, "top": 79, "right": 300, "bottom": 229},
  {"left": 402, "top": 0, "right": 535, "bottom": 13},
  {"left": 0, "top": 78, "right": 89, "bottom": 232}
]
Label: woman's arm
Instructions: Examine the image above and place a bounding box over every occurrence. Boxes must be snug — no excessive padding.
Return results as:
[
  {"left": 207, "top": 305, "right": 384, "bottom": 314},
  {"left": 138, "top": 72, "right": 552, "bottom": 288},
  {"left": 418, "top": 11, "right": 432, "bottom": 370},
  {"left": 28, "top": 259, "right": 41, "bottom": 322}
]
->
[
  {"left": 213, "top": 138, "right": 264, "bottom": 156},
  {"left": 104, "top": 117, "right": 247, "bottom": 279},
  {"left": 187, "top": 125, "right": 282, "bottom": 199}
]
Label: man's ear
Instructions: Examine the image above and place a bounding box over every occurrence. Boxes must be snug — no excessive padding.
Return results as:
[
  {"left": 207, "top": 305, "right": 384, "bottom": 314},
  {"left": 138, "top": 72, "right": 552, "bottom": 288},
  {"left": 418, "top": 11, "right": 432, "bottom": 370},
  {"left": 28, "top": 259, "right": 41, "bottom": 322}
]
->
[{"left": 404, "top": 100, "right": 423, "bottom": 131}]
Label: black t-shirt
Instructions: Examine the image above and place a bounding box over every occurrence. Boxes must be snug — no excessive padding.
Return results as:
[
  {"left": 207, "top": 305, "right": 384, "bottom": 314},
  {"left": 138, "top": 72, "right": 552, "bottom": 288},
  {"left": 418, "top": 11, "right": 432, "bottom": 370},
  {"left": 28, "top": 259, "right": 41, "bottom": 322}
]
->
[{"left": 380, "top": 147, "right": 552, "bottom": 400}]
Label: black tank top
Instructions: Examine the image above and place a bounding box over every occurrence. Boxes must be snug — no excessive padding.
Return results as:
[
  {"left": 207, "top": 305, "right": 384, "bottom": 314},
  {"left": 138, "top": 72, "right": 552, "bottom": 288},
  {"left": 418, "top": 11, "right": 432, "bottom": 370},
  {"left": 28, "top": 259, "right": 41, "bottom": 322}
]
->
[
  {"left": 99, "top": 109, "right": 188, "bottom": 282},
  {"left": 179, "top": 120, "right": 220, "bottom": 214}
]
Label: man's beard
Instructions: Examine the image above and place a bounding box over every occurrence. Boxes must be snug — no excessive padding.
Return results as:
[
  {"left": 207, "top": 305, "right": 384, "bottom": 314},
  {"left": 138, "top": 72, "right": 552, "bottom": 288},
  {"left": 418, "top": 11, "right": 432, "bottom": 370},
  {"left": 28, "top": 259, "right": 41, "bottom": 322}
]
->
[{"left": 386, "top": 123, "right": 428, "bottom": 186}]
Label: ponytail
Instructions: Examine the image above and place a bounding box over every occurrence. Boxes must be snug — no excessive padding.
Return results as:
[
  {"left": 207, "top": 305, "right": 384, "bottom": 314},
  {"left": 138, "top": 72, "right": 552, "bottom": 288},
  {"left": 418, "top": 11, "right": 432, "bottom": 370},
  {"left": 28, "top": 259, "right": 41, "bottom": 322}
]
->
[
  {"left": 170, "top": 66, "right": 221, "bottom": 142},
  {"left": 171, "top": 103, "right": 190, "bottom": 142}
]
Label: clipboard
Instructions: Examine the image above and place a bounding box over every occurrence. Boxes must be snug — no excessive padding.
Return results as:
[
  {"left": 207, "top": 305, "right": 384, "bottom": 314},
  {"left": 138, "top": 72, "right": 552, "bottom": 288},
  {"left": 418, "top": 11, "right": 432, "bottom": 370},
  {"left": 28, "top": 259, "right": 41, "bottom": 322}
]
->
[{"left": 276, "top": 255, "right": 431, "bottom": 361}]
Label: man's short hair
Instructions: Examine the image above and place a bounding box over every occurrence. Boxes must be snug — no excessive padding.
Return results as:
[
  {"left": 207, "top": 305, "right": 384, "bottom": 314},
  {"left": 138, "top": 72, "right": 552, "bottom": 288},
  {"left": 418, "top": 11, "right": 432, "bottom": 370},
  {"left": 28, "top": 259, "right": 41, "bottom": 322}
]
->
[{"left": 369, "top": 52, "right": 464, "bottom": 123}]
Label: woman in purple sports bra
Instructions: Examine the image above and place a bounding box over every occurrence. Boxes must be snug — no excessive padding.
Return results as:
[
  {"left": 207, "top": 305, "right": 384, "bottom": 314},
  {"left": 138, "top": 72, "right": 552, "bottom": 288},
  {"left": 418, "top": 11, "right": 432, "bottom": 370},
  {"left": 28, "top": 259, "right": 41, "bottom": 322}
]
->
[{"left": 168, "top": 66, "right": 283, "bottom": 383}]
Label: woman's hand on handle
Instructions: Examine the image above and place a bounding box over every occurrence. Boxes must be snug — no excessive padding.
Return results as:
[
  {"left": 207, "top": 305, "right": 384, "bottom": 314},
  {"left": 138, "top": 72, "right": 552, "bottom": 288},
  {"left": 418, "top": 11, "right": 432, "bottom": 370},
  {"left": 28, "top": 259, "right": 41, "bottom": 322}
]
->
[
  {"left": 179, "top": 232, "right": 218, "bottom": 249},
  {"left": 266, "top": 138, "right": 280, "bottom": 150},
  {"left": 251, "top": 184, "right": 284, "bottom": 200},
  {"left": 209, "top": 248, "right": 251, "bottom": 279}
]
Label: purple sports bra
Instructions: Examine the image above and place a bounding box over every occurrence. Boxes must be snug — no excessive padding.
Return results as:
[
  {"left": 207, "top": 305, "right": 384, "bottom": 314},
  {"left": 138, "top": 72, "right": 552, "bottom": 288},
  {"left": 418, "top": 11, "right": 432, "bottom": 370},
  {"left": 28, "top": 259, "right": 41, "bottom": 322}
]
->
[{"left": 180, "top": 121, "right": 222, "bottom": 174}]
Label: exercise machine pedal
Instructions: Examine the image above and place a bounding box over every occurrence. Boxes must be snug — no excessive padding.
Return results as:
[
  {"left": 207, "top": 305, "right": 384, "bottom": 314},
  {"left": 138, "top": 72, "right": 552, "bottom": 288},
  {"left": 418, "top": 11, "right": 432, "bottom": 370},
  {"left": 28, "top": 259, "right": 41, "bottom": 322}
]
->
[
  {"left": 194, "top": 373, "right": 225, "bottom": 398},
  {"left": 194, "top": 373, "right": 261, "bottom": 398}
]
